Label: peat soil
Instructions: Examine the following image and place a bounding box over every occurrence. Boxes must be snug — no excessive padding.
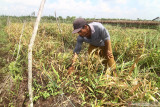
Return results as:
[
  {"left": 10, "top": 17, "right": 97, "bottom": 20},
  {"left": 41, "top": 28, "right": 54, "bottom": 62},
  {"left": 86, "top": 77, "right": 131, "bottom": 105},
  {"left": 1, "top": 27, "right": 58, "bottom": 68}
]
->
[{"left": 0, "top": 29, "right": 80, "bottom": 107}]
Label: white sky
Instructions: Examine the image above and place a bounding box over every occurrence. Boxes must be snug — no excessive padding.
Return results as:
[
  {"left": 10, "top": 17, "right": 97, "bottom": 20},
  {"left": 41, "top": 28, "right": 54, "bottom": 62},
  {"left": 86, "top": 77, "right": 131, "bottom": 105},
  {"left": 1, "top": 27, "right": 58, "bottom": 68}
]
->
[{"left": 0, "top": 0, "right": 160, "bottom": 20}]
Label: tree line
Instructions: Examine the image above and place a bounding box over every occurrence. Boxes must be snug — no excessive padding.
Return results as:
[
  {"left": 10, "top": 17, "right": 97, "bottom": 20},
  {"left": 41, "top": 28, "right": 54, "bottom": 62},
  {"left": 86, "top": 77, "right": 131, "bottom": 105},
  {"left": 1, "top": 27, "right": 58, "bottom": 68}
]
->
[
  {"left": 0, "top": 15, "right": 77, "bottom": 23},
  {"left": 1, "top": 15, "right": 153, "bottom": 24}
]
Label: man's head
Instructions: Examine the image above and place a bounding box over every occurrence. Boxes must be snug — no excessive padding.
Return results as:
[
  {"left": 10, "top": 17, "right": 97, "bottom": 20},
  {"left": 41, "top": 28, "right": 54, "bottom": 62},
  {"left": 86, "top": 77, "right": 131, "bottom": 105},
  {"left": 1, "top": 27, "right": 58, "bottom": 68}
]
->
[
  {"left": 72, "top": 18, "right": 87, "bottom": 34},
  {"left": 72, "top": 18, "right": 91, "bottom": 37}
]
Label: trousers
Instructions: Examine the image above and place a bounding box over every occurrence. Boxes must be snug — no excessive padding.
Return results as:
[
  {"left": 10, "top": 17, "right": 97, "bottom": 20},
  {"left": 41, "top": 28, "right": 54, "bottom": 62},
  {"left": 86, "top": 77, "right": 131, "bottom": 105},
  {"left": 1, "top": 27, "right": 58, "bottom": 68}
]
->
[{"left": 88, "top": 44, "right": 116, "bottom": 71}]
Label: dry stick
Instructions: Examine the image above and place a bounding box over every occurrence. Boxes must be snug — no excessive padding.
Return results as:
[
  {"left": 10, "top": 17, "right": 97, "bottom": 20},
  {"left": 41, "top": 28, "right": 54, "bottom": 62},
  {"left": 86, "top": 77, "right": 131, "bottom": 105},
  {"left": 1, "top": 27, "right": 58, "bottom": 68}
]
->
[
  {"left": 128, "top": 54, "right": 146, "bottom": 76},
  {"left": 16, "top": 21, "right": 26, "bottom": 61},
  {"left": 28, "top": 0, "right": 46, "bottom": 107},
  {"left": 55, "top": 11, "right": 62, "bottom": 33},
  {"left": 0, "top": 16, "right": 13, "bottom": 94},
  {"left": 0, "top": 19, "right": 26, "bottom": 97},
  {"left": 7, "top": 16, "right": 10, "bottom": 26},
  {"left": 54, "top": 11, "right": 65, "bottom": 52},
  {"left": 128, "top": 55, "right": 141, "bottom": 76},
  {"left": 11, "top": 21, "right": 25, "bottom": 61}
]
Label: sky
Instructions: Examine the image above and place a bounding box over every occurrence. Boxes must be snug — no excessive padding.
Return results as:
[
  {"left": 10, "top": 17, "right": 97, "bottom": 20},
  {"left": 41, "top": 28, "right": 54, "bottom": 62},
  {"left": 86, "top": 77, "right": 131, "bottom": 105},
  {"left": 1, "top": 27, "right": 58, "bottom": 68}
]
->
[{"left": 0, "top": 0, "right": 160, "bottom": 20}]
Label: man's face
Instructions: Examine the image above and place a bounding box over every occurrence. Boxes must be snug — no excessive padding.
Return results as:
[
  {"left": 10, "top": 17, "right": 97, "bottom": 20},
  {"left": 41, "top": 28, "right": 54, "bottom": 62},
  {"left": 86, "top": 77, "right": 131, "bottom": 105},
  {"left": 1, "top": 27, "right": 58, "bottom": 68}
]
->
[{"left": 78, "top": 25, "right": 89, "bottom": 37}]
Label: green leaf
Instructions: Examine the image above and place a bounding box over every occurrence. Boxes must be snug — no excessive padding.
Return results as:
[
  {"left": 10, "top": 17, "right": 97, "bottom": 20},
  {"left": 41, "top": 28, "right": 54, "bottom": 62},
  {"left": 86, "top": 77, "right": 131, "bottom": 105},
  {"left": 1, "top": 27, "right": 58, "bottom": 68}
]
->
[
  {"left": 87, "top": 86, "right": 94, "bottom": 93},
  {"left": 51, "top": 64, "right": 60, "bottom": 82}
]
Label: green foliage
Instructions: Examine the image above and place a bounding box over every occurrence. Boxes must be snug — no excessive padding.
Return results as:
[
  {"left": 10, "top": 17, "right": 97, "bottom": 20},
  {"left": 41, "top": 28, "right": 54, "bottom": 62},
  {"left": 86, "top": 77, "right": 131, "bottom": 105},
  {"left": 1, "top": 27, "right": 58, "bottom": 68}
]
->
[
  {"left": 51, "top": 64, "right": 60, "bottom": 82},
  {"left": 156, "top": 25, "right": 160, "bottom": 32},
  {"left": 33, "top": 78, "right": 62, "bottom": 101},
  {"left": 3, "top": 19, "right": 160, "bottom": 106},
  {"left": 8, "top": 61, "right": 23, "bottom": 81}
]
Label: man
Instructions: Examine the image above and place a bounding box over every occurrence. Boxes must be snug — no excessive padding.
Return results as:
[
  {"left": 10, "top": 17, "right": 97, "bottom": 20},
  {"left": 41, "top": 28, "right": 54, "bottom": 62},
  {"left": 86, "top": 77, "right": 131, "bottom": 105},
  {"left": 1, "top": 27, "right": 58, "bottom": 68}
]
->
[{"left": 68, "top": 18, "right": 116, "bottom": 74}]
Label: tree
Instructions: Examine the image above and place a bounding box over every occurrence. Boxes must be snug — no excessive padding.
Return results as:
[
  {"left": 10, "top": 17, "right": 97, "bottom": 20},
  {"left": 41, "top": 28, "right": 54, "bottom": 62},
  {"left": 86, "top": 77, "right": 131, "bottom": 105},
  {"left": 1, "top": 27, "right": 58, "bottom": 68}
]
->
[
  {"left": 66, "top": 16, "right": 71, "bottom": 21},
  {"left": 31, "top": 12, "right": 35, "bottom": 16},
  {"left": 58, "top": 16, "right": 63, "bottom": 20},
  {"left": 70, "top": 16, "right": 76, "bottom": 22}
]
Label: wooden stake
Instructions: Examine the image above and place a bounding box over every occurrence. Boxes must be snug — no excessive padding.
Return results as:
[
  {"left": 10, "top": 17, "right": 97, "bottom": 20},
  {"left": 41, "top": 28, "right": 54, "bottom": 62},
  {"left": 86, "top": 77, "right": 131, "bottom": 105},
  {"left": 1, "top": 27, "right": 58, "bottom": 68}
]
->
[
  {"left": 28, "top": 0, "right": 46, "bottom": 106},
  {"left": 16, "top": 21, "right": 26, "bottom": 61}
]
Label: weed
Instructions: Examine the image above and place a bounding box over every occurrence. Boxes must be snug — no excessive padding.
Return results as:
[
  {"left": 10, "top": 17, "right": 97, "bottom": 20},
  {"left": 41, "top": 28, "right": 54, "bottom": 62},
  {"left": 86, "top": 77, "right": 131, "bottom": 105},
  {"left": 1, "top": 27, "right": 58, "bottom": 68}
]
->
[{"left": 3, "top": 22, "right": 160, "bottom": 106}]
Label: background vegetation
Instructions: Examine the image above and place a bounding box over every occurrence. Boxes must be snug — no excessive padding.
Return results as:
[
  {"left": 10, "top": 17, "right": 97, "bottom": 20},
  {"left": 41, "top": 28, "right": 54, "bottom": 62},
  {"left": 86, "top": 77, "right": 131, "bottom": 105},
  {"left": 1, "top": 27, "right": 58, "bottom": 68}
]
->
[{"left": 0, "top": 16, "right": 160, "bottom": 106}]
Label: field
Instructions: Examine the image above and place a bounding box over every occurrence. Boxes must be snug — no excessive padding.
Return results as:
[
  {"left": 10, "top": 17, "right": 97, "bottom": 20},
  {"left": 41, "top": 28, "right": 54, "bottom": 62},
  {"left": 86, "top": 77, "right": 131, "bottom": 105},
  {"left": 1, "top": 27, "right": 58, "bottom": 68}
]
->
[
  {"left": 0, "top": 18, "right": 160, "bottom": 106},
  {"left": 87, "top": 20, "right": 160, "bottom": 29}
]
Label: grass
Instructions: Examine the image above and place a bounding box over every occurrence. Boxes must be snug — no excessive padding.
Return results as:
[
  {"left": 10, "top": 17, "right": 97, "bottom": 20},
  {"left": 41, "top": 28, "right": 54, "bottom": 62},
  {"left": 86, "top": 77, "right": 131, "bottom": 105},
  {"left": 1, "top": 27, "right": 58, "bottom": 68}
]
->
[{"left": 1, "top": 22, "right": 160, "bottom": 106}]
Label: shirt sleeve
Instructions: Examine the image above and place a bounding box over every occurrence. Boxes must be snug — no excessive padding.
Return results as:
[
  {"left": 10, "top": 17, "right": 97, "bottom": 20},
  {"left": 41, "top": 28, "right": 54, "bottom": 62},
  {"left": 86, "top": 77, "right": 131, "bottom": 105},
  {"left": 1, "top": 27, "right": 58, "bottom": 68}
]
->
[
  {"left": 101, "top": 26, "right": 110, "bottom": 41},
  {"left": 73, "top": 36, "right": 84, "bottom": 54}
]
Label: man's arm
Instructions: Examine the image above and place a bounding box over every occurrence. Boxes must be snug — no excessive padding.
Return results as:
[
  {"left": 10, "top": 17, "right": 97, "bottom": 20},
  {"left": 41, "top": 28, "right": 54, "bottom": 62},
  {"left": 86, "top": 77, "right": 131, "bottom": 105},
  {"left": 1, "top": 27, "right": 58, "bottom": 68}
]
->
[
  {"left": 104, "top": 40, "right": 113, "bottom": 59},
  {"left": 68, "top": 35, "right": 83, "bottom": 75},
  {"left": 72, "top": 53, "right": 78, "bottom": 66},
  {"left": 100, "top": 25, "right": 113, "bottom": 59}
]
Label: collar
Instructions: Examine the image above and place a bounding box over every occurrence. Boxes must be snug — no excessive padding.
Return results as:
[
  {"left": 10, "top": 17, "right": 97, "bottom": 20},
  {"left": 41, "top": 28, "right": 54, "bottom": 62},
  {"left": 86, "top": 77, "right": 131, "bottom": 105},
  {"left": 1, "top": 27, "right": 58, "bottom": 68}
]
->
[{"left": 88, "top": 23, "right": 95, "bottom": 34}]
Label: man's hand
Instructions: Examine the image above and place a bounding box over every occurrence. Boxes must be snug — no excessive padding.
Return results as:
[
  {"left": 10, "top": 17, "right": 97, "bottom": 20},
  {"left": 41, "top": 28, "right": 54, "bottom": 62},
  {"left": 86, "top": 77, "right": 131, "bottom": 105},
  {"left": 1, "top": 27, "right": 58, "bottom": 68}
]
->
[
  {"left": 68, "top": 66, "right": 75, "bottom": 75},
  {"left": 68, "top": 53, "right": 78, "bottom": 75},
  {"left": 73, "top": 53, "right": 78, "bottom": 63},
  {"left": 106, "top": 50, "right": 113, "bottom": 59}
]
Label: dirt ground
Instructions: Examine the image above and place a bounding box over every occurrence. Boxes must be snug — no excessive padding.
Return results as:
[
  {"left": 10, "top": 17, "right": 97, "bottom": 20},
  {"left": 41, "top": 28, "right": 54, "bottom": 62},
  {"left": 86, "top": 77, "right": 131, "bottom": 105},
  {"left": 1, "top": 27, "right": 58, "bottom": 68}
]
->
[{"left": 0, "top": 51, "right": 80, "bottom": 107}]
